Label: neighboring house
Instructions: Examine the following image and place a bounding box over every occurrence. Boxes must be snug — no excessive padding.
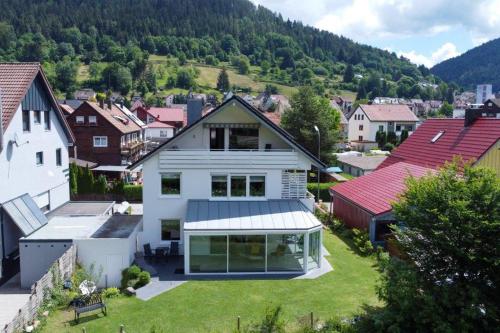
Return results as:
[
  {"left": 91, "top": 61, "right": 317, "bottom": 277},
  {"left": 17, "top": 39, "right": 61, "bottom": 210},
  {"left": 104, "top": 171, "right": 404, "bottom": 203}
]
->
[
  {"left": 336, "top": 155, "right": 387, "bottom": 177},
  {"left": 144, "top": 121, "right": 175, "bottom": 142},
  {"left": 58, "top": 99, "right": 83, "bottom": 111},
  {"left": 129, "top": 96, "right": 325, "bottom": 275},
  {"left": 333, "top": 96, "right": 354, "bottom": 113},
  {"left": 476, "top": 84, "right": 493, "bottom": 104},
  {"left": 331, "top": 107, "right": 500, "bottom": 244},
  {"left": 68, "top": 101, "right": 144, "bottom": 166},
  {"left": 59, "top": 103, "right": 75, "bottom": 116},
  {"left": 0, "top": 63, "right": 75, "bottom": 280},
  {"left": 74, "top": 88, "right": 96, "bottom": 101},
  {"left": 347, "top": 104, "right": 418, "bottom": 144},
  {"left": 135, "top": 106, "right": 185, "bottom": 130}
]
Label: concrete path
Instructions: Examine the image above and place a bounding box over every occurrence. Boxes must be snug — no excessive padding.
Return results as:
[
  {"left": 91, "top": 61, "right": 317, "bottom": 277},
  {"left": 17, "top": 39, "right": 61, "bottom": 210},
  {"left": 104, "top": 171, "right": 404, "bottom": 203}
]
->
[{"left": 0, "top": 274, "right": 30, "bottom": 329}]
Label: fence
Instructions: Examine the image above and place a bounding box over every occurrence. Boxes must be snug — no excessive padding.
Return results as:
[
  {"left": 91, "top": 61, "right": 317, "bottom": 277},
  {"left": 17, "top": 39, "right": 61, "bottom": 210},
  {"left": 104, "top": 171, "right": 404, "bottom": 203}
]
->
[{"left": 2, "top": 245, "right": 77, "bottom": 333}]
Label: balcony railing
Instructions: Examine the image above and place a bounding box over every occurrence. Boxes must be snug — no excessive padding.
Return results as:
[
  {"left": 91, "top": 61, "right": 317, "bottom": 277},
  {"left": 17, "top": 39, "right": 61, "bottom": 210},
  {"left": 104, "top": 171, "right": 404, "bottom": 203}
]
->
[{"left": 121, "top": 141, "right": 144, "bottom": 155}]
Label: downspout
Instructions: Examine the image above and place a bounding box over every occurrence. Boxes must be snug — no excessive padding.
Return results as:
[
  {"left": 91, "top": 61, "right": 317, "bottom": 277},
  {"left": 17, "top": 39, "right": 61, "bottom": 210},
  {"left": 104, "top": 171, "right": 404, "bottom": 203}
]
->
[{"left": 0, "top": 88, "right": 4, "bottom": 154}]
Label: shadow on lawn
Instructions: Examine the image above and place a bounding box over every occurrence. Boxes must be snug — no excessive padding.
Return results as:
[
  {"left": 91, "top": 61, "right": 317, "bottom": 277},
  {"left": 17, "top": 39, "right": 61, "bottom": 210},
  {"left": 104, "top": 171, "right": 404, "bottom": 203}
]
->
[{"left": 68, "top": 312, "right": 106, "bottom": 326}]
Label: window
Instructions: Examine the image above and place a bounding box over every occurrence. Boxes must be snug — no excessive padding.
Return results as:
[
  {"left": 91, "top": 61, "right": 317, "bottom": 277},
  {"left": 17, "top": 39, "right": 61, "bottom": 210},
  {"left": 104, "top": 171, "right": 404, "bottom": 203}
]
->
[
  {"left": 249, "top": 176, "right": 265, "bottom": 197},
  {"left": 396, "top": 125, "right": 401, "bottom": 131},
  {"left": 36, "top": 152, "right": 43, "bottom": 165},
  {"left": 160, "top": 130, "right": 168, "bottom": 138},
  {"left": 22, "top": 111, "right": 30, "bottom": 131},
  {"left": 358, "top": 125, "right": 363, "bottom": 131},
  {"left": 43, "top": 111, "right": 50, "bottom": 130},
  {"left": 406, "top": 125, "right": 414, "bottom": 131},
  {"left": 34, "top": 110, "right": 41, "bottom": 124},
  {"left": 88, "top": 115, "right": 97, "bottom": 125},
  {"left": 210, "top": 128, "right": 225, "bottom": 150},
  {"left": 55, "top": 148, "right": 62, "bottom": 166},
  {"left": 431, "top": 131, "right": 444, "bottom": 143},
  {"left": 361, "top": 114, "right": 364, "bottom": 120},
  {"left": 190, "top": 235, "right": 227, "bottom": 273},
  {"left": 229, "top": 128, "right": 258, "bottom": 150},
  {"left": 230, "top": 175, "right": 247, "bottom": 197},
  {"left": 161, "top": 219, "right": 180, "bottom": 241},
  {"left": 76, "top": 116, "right": 84, "bottom": 125},
  {"left": 378, "top": 125, "right": 384, "bottom": 132},
  {"left": 93, "top": 136, "right": 108, "bottom": 147},
  {"left": 358, "top": 135, "right": 363, "bottom": 141},
  {"left": 121, "top": 136, "right": 126, "bottom": 146},
  {"left": 354, "top": 114, "right": 357, "bottom": 120},
  {"left": 161, "top": 173, "right": 181, "bottom": 195},
  {"left": 211, "top": 175, "right": 228, "bottom": 197},
  {"left": 132, "top": 133, "right": 137, "bottom": 141}
]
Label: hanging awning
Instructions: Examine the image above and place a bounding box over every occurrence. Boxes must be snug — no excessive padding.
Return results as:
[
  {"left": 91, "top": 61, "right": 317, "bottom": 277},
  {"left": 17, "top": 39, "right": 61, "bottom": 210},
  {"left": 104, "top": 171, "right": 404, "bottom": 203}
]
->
[
  {"left": 325, "top": 166, "right": 342, "bottom": 173},
  {"left": 1, "top": 194, "right": 48, "bottom": 236}
]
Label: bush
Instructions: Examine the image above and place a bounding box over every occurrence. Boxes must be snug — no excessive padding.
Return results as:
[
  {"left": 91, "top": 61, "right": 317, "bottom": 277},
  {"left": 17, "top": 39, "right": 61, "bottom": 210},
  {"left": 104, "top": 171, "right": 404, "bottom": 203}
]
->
[
  {"left": 102, "top": 287, "right": 120, "bottom": 298},
  {"left": 383, "top": 143, "right": 395, "bottom": 152},
  {"left": 121, "top": 265, "right": 141, "bottom": 288},
  {"left": 352, "top": 228, "right": 374, "bottom": 255},
  {"left": 124, "top": 185, "right": 142, "bottom": 202},
  {"left": 307, "top": 182, "right": 336, "bottom": 202},
  {"left": 135, "top": 271, "right": 151, "bottom": 288}
]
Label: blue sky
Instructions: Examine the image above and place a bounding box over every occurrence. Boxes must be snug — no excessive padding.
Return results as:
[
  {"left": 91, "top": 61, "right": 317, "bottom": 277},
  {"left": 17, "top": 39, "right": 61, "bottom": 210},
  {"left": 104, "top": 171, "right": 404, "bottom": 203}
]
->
[{"left": 251, "top": 0, "right": 500, "bottom": 67}]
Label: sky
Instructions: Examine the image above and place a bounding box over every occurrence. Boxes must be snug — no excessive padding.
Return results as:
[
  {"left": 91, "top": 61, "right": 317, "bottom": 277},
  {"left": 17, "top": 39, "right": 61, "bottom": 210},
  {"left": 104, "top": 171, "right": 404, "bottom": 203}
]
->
[{"left": 251, "top": 0, "right": 500, "bottom": 68}]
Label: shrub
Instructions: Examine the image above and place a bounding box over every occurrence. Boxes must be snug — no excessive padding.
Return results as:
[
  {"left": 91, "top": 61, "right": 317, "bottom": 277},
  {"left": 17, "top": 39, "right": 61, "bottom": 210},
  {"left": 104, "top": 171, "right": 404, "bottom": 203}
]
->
[
  {"left": 121, "top": 265, "right": 141, "bottom": 288},
  {"left": 135, "top": 271, "right": 151, "bottom": 288},
  {"left": 383, "top": 142, "right": 395, "bottom": 152},
  {"left": 102, "top": 287, "right": 120, "bottom": 298},
  {"left": 352, "top": 228, "right": 374, "bottom": 255},
  {"left": 124, "top": 185, "right": 142, "bottom": 202},
  {"left": 307, "top": 182, "right": 336, "bottom": 202}
]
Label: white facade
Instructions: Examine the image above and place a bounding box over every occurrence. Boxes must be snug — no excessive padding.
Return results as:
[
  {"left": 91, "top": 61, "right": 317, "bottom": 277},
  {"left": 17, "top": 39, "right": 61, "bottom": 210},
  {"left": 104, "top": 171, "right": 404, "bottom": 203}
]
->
[
  {"left": 138, "top": 98, "right": 321, "bottom": 274},
  {"left": 476, "top": 84, "right": 493, "bottom": 104},
  {"left": 145, "top": 127, "right": 175, "bottom": 141}
]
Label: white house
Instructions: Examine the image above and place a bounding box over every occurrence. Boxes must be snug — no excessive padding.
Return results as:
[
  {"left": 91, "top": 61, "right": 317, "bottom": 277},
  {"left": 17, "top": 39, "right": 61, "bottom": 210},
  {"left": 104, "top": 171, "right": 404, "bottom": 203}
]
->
[
  {"left": 347, "top": 104, "right": 418, "bottom": 143},
  {"left": 0, "top": 63, "right": 75, "bottom": 280},
  {"left": 130, "top": 96, "right": 325, "bottom": 275},
  {"left": 144, "top": 121, "right": 175, "bottom": 142}
]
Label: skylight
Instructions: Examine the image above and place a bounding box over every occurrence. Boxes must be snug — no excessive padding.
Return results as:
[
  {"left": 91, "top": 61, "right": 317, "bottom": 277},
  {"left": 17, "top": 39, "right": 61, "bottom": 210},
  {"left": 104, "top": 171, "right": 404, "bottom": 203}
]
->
[{"left": 431, "top": 131, "right": 444, "bottom": 143}]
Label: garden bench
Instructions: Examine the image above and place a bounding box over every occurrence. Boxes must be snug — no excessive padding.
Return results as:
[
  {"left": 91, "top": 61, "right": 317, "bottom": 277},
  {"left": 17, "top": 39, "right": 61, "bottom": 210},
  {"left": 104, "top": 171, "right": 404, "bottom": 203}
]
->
[{"left": 74, "top": 293, "right": 107, "bottom": 323}]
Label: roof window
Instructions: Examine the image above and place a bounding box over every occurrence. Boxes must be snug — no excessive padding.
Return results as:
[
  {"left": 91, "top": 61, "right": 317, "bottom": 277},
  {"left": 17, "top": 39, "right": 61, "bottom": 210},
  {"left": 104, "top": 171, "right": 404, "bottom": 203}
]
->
[{"left": 431, "top": 130, "right": 444, "bottom": 143}]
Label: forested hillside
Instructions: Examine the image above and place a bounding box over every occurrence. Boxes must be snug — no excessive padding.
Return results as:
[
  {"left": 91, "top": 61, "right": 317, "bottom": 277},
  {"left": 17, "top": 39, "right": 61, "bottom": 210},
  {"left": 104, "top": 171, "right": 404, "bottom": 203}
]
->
[
  {"left": 431, "top": 37, "right": 500, "bottom": 90},
  {"left": 0, "top": 0, "right": 452, "bottom": 101}
]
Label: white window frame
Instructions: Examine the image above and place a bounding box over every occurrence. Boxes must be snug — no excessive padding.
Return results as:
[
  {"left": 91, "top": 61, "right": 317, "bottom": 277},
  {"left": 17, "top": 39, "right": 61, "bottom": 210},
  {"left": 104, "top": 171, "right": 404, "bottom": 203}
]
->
[
  {"left": 93, "top": 136, "right": 108, "bottom": 147},
  {"left": 160, "top": 218, "right": 182, "bottom": 242},
  {"left": 36, "top": 151, "right": 44, "bottom": 166},
  {"left": 88, "top": 115, "right": 97, "bottom": 125},
  {"left": 160, "top": 172, "right": 182, "bottom": 198},
  {"left": 210, "top": 174, "right": 266, "bottom": 200},
  {"left": 76, "top": 116, "right": 85, "bottom": 125}
]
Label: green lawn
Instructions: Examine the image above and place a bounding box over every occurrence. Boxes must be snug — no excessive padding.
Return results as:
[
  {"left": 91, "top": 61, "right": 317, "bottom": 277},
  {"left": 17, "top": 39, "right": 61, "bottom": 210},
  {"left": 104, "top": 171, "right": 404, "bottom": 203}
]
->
[{"left": 41, "top": 230, "right": 381, "bottom": 333}]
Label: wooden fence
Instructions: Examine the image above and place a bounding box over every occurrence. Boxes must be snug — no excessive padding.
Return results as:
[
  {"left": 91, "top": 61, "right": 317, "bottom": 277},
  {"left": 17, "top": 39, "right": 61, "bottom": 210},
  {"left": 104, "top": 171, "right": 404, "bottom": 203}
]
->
[{"left": 2, "top": 246, "right": 77, "bottom": 333}]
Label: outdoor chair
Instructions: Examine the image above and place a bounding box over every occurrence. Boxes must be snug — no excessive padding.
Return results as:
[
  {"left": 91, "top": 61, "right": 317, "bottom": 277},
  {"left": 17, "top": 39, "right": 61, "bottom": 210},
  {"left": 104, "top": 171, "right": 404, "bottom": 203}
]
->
[
  {"left": 155, "top": 248, "right": 166, "bottom": 262},
  {"left": 143, "top": 243, "right": 154, "bottom": 261},
  {"left": 170, "top": 241, "right": 179, "bottom": 256}
]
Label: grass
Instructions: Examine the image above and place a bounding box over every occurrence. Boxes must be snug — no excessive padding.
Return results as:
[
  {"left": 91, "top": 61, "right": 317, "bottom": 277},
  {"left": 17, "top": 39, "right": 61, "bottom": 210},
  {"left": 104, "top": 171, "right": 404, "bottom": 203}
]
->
[{"left": 40, "top": 230, "right": 382, "bottom": 333}]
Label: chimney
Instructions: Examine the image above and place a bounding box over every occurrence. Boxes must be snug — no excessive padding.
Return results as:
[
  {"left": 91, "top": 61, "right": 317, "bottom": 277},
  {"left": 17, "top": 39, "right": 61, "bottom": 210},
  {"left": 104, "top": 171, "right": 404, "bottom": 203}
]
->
[
  {"left": 99, "top": 99, "right": 104, "bottom": 109},
  {"left": 0, "top": 88, "right": 3, "bottom": 153},
  {"left": 464, "top": 108, "right": 481, "bottom": 127},
  {"left": 107, "top": 99, "right": 112, "bottom": 110},
  {"left": 187, "top": 98, "right": 203, "bottom": 126}
]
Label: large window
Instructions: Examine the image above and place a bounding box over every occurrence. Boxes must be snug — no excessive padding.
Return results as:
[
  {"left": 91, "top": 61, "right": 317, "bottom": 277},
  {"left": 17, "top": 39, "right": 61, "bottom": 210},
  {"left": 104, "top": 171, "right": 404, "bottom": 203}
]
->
[
  {"left": 211, "top": 175, "right": 228, "bottom": 197},
  {"left": 36, "top": 151, "right": 43, "bottom": 166},
  {"left": 93, "top": 136, "right": 108, "bottom": 147},
  {"left": 161, "top": 173, "right": 181, "bottom": 195},
  {"left": 22, "top": 110, "right": 30, "bottom": 132},
  {"left": 56, "top": 148, "right": 62, "bottom": 166},
  {"left": 88, "top": 115, "right": 97, "bottom": 125},
  {"left": 210, "top": 128, "right": 225, "bottom": 150},
  {"left": 190, "top": 235, "right": 227, "bottom": 273},
  {"left": 230, "top": 176, "right": 246, "bottom": 197},
  {"left": 267, "top": 234, "right": 304, "bottom": 271},
  {"left": 76, "top": 116, "right": 84, "bottom": 125},
  {"left": 229, "top": 128, "right": 258, "bottom": 150},
  {"left": 308, "top": 231, "right": 321, "bottom": 271},
  {"left": 34, "top": 110, "right": 41, "bottom": 124},
  {"left": 229, "top": 235, "right": 265, "bottom": 272},
  {"left": 161, "top": 219, "right": 181, "bottom": 241},
  {"left": 249, "top": 176, "right": 265, "bottom": 197},
  {"left": 43, "top": 111, "right": 50, "bottom": 130}
]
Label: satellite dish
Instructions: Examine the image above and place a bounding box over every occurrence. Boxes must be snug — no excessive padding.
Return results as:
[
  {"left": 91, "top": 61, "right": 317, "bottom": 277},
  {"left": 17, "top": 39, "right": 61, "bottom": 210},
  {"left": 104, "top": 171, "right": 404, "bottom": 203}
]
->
[{"left": 11, "top": 132, "right": 29, "bottom": 147}]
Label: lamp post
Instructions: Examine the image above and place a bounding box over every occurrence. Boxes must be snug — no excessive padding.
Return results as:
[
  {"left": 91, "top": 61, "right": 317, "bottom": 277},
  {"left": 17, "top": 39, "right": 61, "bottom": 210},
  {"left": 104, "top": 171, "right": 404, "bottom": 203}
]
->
[{"left": 314, "top": 125, "right": 320, "bottom": 203}]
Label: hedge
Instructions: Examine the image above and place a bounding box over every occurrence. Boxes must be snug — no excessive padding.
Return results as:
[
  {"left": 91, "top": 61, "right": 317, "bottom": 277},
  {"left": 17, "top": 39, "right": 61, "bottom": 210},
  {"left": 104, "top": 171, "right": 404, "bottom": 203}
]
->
[
  {"left": 124, "top": 185, "right": 143, "bottom": 202},
  {"left": 307, "top": 182, "right": 336, "bottom": 202}
]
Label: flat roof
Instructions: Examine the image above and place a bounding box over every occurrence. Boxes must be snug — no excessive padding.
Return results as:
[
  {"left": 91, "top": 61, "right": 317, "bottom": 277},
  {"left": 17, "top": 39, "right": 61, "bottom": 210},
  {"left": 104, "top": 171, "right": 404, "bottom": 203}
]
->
[
  {"left": 47, "top": 201, "right": 114, "bottom": 219},
  {"left": 91, "top": 215, "right": 142, "bottom": 238},
  {"left": 185, "top": 200, "right": 321, "bottom": 231},
  {"left": 23, "top": 214, "right": 143, "bottom": 240}
]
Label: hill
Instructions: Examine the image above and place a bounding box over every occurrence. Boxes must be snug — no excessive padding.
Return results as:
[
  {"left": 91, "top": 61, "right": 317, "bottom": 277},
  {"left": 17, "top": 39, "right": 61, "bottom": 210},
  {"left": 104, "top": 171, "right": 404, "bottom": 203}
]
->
[
  {"left": 431, "top": 37, "right": 500, "bottom": 90},
  {"left": 0, "top": 0, "right": 447, "bottom": 101}
]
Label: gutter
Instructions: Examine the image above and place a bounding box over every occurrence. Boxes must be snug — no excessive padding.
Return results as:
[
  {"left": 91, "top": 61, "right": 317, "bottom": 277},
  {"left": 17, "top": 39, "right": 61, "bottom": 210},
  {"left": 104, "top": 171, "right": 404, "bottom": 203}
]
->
[{"left": 0, "top": 88, "right": 3, "bottom": 153}]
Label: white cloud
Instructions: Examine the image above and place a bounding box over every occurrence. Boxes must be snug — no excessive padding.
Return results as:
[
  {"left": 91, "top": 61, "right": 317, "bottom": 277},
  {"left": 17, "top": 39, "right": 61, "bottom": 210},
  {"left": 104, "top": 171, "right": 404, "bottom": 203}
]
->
[{"left": 398, "top": 42, "right": 460, "bottom": 67}]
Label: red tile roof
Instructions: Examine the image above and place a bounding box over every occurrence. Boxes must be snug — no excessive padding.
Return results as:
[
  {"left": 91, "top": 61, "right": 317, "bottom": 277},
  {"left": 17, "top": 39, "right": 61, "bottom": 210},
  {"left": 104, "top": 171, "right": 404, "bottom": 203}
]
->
[
  {"left": 147, "top": 121, "right": 174, "bottom": 128},
  {"left": 378, "top": 118, "right": 500, "bottom": 170},
  {"left": 59, "top": 103, "right": 74, "bottom": 115},
  {"left": 359, "top": 104, "right": 418, "bottom": 122},
  {"left": 147, "top": 107, "right": 184, "bottom": 123},
  {"left": 82, "top": 102, "right": 142, "bottom": 134},
  {"left": 0, "top": 63, "right": 41, "bottom": 129},
  {"left": 331, "top": 162, "right": 433, "bottom": 215}
]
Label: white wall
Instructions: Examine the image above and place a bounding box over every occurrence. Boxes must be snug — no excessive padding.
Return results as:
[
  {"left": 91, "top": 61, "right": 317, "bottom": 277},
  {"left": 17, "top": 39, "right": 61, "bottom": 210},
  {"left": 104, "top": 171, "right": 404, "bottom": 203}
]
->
[
  {"left": 145, "top": 127, "right": 174, "bottom": 140},
  {"left": 0, "top": 105, "right": 70, "bottom": 208},
  {"left": 348, "top": 107, "right": 372, "bottom": 142}
]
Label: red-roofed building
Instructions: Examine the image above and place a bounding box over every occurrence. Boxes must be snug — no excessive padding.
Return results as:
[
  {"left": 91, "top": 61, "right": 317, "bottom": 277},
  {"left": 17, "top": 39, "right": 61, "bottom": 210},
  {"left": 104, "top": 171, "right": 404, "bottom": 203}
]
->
[
  {"left": 330, "top": 162, "right": 433, "bottom": 243},
  {"left": 133, "top": 106, "right": 184, "bottom": 130},
  {"left": 144, "top": 120, "right": 175, "bottom": 144}
]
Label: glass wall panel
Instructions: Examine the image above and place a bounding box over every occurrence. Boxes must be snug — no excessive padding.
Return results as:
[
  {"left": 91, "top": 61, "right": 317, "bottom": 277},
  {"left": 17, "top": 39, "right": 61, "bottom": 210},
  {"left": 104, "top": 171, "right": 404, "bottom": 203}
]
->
[
  {"left": 267, "top": 234, "right": 304, "bottom": 272},
  {"left": 229, "top": 235, "right": 265, "bottom": 272},
  {"left": 307, "top": 231, "right": 321, "bottom": 271},
  {"left": 189, "top": 235, "right": 227, "bottom": 273},
  {"left": 229, "top": 128, "right": 259, "bottom": 150}
]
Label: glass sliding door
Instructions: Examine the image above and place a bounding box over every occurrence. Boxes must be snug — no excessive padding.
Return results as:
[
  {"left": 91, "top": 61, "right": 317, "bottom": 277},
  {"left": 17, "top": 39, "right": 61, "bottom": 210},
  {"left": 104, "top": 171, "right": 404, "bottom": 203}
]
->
[
  {"left": 228, "top": 235, "right": 265, "bottom": 272},
  {"left": 307, "top": 231, "right": 321, "bottom": 270},
  {"left": 189, "top": 235, "right": 227, "bottom": 273},
  {"left": 266, "top": 234, "right": 305, "bottom": 272}
]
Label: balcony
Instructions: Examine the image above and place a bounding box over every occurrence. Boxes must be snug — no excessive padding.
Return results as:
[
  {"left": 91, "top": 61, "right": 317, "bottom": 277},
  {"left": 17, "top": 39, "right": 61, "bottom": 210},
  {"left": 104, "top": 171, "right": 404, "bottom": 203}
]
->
[
  {"left": 121, "top": 141, "right": 144, "bottom": 155},
  {"left": 158, "top": 149, "right": 308, "bottom": 169}
]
